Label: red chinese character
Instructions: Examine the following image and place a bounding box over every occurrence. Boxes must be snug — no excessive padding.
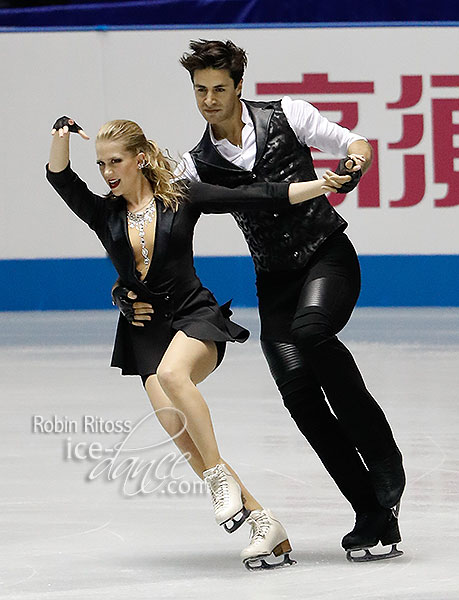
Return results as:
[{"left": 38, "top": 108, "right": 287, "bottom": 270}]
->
[
  {"left": 432, "top": 98, "right": 459, "bottom": 207},
  {"left": 386, "top": 76, "right": 426, "bottom": 207},
  {"left": 256, "top": 73, "right": 374, "bottom": 95}
]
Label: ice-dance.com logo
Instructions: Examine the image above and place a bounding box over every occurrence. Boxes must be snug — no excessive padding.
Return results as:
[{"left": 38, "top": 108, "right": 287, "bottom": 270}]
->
[{"left": 32, "top": 409, "right": 208, "bottom": 498}]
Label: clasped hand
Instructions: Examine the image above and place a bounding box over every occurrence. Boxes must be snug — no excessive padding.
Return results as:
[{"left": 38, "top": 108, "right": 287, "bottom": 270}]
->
[
  {"left": 324, "top": 153, "right": 366, "bottom": 194},
  {"left": 112, "top": 286, "right": 155, "bottom": 328}
]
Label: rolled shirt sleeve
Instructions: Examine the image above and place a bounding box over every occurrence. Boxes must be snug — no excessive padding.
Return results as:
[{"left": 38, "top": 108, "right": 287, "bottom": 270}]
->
[{"left": 281, "top": 96, "right": 367, "bottom": 156}]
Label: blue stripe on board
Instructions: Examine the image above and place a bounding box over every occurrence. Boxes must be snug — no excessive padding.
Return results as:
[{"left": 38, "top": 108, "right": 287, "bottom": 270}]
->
[
  {"left": 3, "top": 257, "right": 118, "bottom": 311},
  {"left": 1, "top": 255, "right": 458, "bottom": 311}
]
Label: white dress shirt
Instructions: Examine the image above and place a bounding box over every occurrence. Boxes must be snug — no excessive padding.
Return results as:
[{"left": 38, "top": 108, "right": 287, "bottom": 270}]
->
[{"left": 180, "top": 96, "right": 366, "bottom": 181}]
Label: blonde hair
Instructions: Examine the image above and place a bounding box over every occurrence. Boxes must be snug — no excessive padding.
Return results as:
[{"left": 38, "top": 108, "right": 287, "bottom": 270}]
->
[{"left": 96, "top": 119, "right": 183, "bottom": 211}]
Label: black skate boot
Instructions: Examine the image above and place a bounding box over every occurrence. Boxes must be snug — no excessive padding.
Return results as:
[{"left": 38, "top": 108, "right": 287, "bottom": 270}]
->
[
  {"left": 342, "top": 507, "right": 403, "bottom": 562},
  {"left": 367, "top": 449, "right": 406, "bottom": 509}
]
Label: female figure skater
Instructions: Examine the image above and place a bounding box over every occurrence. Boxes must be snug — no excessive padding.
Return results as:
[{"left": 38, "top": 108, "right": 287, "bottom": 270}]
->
[{"left": 47, "top": 116, "right": 351, "bottom": 570}]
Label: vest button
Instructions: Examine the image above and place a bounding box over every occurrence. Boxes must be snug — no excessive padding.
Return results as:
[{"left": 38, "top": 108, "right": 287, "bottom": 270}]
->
[
  {"left": 273, "top": 213, "right": 279, "bottom": 218},
  {"left": 293, "top": 251, "right": 300, "bottom": 259},
  {"left": 251, "top": 173, "right": 257, "bottom": 180},
  {"left": 164, "top": 312, "right": 172, "bottom": 319},
  {"left": 283, "top": 233, "right": 290, "bottom": 239}
]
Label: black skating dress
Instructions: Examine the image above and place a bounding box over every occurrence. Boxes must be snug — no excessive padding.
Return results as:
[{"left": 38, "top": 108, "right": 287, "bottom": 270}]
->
[{"left": 46, "top": 163, "right": 290, "bottom": 376}]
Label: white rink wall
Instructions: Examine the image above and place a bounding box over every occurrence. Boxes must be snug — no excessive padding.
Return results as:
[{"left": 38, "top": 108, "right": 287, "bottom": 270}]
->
[{"left": 1, "top": 26, "right": 458, "bottom": 308}]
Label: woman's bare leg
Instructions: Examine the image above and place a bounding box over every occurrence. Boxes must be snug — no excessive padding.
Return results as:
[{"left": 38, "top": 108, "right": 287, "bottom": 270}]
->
[
  {"left": 144, "top": 374, "right": 207, "bottom": 476},
  {"left": 156, "top": 331, "right": 221, "bottom": 468},
  {"left": 144, "top": 331, "right": 261, "bottom": 510}
]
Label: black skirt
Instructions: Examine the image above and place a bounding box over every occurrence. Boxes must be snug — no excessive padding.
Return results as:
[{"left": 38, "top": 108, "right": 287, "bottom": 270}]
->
[{"left": 110, "top": 286, "right": 249, "bottom": 376}]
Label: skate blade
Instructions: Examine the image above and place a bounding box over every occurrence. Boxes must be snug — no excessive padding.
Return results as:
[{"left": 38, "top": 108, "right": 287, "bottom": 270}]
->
[
  {"left": 243, "top": 553, "right": 297, "bottom": 571},
  {"left": 346, "top": 544, "right": 403, "bottom": 563},
  {"left": 222, "top": 506, "right": 251, "bottom": 534}
]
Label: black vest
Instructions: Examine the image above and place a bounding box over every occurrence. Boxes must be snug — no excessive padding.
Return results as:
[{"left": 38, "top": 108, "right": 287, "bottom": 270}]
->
[{"left": 189, "top": 99, "right": 347, "bottom": 272}]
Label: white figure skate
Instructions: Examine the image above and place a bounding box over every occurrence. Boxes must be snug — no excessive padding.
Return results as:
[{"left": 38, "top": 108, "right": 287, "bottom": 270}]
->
[
  {"left": 203, "top": 463, "right": 250, "bottom": 533},
  {"left": 240, "top": 508, "right": 296, "bottom": 571}
]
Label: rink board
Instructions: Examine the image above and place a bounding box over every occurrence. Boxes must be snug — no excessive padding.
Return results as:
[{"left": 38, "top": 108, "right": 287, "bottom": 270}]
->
[{"left": 0, "top": 25, "right": 458, "bottom": 308}]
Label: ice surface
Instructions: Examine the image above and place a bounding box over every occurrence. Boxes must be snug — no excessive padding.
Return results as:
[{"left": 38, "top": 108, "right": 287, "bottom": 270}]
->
[{"left": 1, "top": 308, "right": 458, "bottom": 599}]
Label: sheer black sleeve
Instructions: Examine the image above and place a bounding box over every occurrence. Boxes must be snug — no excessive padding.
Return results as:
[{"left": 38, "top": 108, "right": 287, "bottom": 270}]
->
[
  {"left": 187, "top": 181, "right": 290, "bottom": 214},
  {"left": 46, "top": 162, "right": 106, "bottom": 231}
]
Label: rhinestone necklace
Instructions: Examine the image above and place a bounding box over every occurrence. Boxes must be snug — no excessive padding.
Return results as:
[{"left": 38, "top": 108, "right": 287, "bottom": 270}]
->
[{"left": 126, "top": 198, "right": 156, "bottom": 266}]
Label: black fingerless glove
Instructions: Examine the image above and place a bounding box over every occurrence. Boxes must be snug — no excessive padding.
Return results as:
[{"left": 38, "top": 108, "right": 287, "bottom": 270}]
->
[
  {"left": 112, "top": 285, "right": 135, "bottom": 323},
  {"left": 334, "top": 157, "right": 362, "bottom": 194},
  {"left": 52, "top": 116, "right": 83, "bottom": 134}
]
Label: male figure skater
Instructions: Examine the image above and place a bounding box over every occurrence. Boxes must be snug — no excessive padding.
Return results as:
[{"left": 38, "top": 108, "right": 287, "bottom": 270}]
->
[{"left": 114, "top": 39, "right": 405, "bottom": 562}]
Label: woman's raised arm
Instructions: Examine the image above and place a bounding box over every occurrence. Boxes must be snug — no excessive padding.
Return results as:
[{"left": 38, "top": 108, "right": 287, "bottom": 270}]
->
[
  {"left": 47, "top": 117, "right": 105, "bottom": 231},
  {"left": 49, "top": 116, "right": 90, "bottom": 172}
]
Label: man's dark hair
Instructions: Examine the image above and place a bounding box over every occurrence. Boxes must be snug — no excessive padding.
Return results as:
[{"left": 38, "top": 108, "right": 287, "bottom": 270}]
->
[{"left": 179, "top": 39, "right": 248, "bottom": 87}]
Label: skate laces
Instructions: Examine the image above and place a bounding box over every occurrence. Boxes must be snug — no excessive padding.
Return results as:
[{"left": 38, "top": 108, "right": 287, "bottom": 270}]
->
[
  {"left": 248, "top": 511, "right": 271, "bottom": 543},
  {"left": 206, "top": 465, "right": 229, "bottom": 511}
]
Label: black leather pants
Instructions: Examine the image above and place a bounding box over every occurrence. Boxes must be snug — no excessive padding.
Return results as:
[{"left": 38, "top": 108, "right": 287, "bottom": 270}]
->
[{"left": 259, "top": 234, "right": 400, "bottom": 513}]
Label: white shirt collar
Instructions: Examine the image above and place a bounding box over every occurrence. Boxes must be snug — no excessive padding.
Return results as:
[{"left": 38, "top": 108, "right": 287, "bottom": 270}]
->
[{"left": 209, "top": 100, "right": 254, "bottom": 147}]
